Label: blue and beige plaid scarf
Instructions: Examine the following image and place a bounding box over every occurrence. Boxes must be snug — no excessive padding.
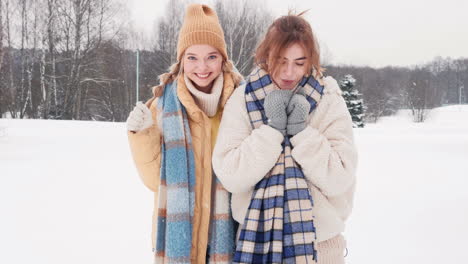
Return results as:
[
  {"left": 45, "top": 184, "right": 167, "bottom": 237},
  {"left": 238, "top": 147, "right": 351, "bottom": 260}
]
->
[
  {"left": 234, "top": 67, "right": 324, "bottom": 264},
  {"left": 155, "top": 81, "right": 235, "bottom": 263}
]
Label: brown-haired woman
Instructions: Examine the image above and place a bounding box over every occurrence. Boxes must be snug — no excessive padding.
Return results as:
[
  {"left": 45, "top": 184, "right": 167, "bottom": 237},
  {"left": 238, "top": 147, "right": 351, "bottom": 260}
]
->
[{"left": 213, "top": 12, "right": 358, "bottom": 264}]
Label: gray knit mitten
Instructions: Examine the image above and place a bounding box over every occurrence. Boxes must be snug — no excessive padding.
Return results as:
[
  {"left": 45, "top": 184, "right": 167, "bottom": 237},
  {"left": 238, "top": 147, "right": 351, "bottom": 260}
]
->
[
  {"left": 264, "top": 90, "right": 293, "bottom": 135},
  {"left": 286, "top": 94, "right": 311, "bottom": 136}
]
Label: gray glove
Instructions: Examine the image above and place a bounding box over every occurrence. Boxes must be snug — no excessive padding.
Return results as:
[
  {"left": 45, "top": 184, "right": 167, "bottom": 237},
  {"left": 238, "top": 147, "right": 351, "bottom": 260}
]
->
[
  {"left": 263, "top": 90, "right": 293, "bottom": 135},
  {"left": 286, "top": 94, "right": 311, "bottom": 136}
]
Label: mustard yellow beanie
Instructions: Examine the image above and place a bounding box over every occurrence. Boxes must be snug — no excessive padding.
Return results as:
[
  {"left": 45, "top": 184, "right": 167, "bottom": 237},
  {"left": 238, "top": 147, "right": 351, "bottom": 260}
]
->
[{"left": 177, "top": 4, "right": 227, "bottom": 61}]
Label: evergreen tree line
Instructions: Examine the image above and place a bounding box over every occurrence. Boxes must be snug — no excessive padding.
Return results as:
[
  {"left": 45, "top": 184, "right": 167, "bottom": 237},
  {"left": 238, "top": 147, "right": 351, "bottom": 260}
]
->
[{"left": 1, "top": 0, "right": 467, "bottom": 123}]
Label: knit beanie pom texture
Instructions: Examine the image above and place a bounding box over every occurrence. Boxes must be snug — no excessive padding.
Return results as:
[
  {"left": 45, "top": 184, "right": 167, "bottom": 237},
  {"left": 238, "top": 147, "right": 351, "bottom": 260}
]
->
[{"left": 177, "top": 4, "right": 227, "bottom": 61}]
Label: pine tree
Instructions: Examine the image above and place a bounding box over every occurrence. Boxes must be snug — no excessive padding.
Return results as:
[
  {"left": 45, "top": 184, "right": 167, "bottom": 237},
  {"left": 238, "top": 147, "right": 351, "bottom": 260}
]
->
[{"left": 340, "top": 75, "right": 365, "bottom": 128}]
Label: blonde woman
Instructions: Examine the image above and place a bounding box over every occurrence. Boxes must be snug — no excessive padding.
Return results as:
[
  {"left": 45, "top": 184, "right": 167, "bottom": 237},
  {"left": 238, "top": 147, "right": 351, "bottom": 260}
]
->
[{"left": 126, "top": 4, "right": 242, "bottom": 264}]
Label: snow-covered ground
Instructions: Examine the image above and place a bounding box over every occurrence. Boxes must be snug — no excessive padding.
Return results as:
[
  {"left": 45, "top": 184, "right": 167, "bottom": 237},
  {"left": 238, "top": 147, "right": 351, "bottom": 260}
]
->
[
  {"left": 1, "top": 105, "right": 467, "bottom": 264},
  {"left": 0, "top": 120, "right": 153, "bottom": 264}
]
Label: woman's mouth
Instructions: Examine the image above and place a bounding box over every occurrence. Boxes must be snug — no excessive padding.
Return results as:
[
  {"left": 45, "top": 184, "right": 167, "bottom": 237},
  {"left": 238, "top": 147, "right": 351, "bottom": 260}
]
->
[{"left": 195, "top": 73, "right": 211, "bottom": 79}]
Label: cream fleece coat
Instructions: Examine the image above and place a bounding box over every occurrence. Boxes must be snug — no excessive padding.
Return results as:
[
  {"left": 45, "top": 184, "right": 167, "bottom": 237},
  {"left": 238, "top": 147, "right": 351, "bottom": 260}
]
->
[{"left": 212, "top": 77, "right": 358, "bottom": 242}]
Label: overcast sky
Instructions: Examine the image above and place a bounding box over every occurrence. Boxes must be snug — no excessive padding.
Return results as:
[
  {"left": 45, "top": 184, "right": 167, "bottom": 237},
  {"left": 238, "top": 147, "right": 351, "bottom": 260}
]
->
[{"left": 128, "top": 0, "right": 468, "bottom": 68}]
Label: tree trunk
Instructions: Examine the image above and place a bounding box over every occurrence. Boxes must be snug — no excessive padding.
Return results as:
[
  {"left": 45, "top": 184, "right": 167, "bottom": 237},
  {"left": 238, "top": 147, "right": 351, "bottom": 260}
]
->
[{"left": 0, "top": 0, "right": 4, "bottom": 73}]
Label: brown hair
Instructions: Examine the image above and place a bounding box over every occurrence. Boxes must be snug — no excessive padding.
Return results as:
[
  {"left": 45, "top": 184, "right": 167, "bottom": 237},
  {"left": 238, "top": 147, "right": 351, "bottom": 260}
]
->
[{"left": 255, "top": 11, "right": 323, "bottom": 77}]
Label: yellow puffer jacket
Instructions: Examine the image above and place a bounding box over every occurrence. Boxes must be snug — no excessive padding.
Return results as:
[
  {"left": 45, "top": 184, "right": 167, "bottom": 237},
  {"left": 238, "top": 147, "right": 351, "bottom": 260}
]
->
[{"left": 127, "top": 72, "right": 236, "bottom": 264}]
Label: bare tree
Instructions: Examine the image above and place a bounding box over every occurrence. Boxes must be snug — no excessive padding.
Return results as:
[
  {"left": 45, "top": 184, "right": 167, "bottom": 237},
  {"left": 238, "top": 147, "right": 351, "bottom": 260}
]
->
[
  {"left": 48, "top": 0, "right": 120, "bottom": 119},
  {"left": 427, "top": 56, "right": 447, "bottom": 105},
  {"left": 1, "top": 0, "right": 465, "bottom": 122},
  {"left": 439, "top": 58, "right": 458, "bottom": 104},
  {"left": 453, "top": 59, "right": 467, "bottom": 104},
  {"left": 17, "top": 0, "right": 31, "bottom": 118},
  {"left": 215, "top": 0, "right": 273, "bottom": 76},
  {"left": 460, "top": 59, "right": 468, "bottom": 104},
  {"left": 405, "top": 67, "right": 437, "bottom": 122},
  {"left": 0, "top": 0, "right": 4, "bottom": 116},
  {"left": 425, "top": 56, "right": 468, "bottom": 106},
  {"left": 153, "top": 0, "right": 186, "bottom": 69},
  {"left": 40, "top": 0, "right": 59, "bottom": 118},
  {"left": 0, "top": 0, "right": 3, "bottom": 73},
  {"left": 3, "top": 0, "right": 15, "bottom": 117},
  {"left": 364, "top": 70, "right": 400, "bottom": 122},
  {"left": 1, "top": 0, "right": 130, "bottom": 120}
]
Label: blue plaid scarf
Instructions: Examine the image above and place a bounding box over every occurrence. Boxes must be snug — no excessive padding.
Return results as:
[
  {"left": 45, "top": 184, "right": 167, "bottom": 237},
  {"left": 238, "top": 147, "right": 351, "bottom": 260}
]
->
[
  {"left": 155, "top": 81, "right": 235, "bottom": 263},
  {"left": 234, "top": 67, "right": 324, "bottom": 264}
]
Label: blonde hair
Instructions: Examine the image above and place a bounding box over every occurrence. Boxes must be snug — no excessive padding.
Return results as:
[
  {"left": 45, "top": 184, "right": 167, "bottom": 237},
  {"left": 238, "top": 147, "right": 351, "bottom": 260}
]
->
[{"left": 152, "top": 57, "right": 243, "bottom": 97}]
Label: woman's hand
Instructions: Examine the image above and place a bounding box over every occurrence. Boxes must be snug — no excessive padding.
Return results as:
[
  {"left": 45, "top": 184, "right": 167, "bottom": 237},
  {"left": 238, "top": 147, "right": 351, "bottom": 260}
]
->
[
  {"left": 126, "top": 102, "right": 153, "bottom": 132},
  {"left": 286, "top": 94, "right": 311, "bottom": 136},
  {"left": 263, "top": 90, "right": 293, "bottom": 135}
]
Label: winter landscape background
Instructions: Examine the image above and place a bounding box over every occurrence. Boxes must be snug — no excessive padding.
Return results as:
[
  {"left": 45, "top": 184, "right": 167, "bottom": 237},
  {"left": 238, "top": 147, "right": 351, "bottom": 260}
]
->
[
  {"left": 1, "top": 106, "right": 468, "bottom": 264},
  {"left": 1, "top": 0, "right": 468, "bottom": 263},
  {"left": 1, "top": 0, "right": 467, "bottom": 122}
]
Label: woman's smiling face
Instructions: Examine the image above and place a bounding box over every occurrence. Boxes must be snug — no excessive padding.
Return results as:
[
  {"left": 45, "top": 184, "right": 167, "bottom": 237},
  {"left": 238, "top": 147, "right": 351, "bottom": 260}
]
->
[{"left": 183, "top": 44, "right": 223, "bottom": 93}]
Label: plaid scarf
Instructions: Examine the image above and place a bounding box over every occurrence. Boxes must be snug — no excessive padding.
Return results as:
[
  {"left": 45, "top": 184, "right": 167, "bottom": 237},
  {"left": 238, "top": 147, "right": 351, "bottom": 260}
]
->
[
  {"left": 155, "top": 81, "right": 235, "bottom": 263},
  {"left": 234, "top": 67, "right": 324, "bottom": 264}
]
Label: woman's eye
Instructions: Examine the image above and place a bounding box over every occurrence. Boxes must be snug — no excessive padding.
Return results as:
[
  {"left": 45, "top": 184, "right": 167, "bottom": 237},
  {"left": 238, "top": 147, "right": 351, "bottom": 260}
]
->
[
  {"left": 187, "top": 56, "right": 197, "bottom": 60},
  {"left": 296, "top": 63, "right": 305, "bottom": 66},
  {"left": 208, "top": 55, "right": 217, "bottom": 60}
]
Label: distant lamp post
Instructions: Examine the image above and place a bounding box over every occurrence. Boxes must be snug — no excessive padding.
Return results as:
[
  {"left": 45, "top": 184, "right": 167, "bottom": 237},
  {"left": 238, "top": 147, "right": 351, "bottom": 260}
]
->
[
  {"left": 136, "top": 49, "right": 140, "bottom": 104},
  {"left": 460, "top": 85, "right": 464, "bottom": 105}
]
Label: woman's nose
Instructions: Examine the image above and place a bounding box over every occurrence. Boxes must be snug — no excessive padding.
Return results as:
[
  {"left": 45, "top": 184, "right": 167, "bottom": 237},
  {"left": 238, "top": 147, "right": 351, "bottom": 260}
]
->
[
  {"left": 283, "top": 63, "right": 294, "bottom": 78},
  {"left": 197, "top": 60, "right": 209, "bottom": 71}
]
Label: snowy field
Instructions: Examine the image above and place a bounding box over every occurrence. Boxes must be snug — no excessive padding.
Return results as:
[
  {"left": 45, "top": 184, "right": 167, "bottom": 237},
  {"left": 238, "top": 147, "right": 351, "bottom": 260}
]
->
[{"left": 1, "top": 105, "right": 467, "bottom": 264}]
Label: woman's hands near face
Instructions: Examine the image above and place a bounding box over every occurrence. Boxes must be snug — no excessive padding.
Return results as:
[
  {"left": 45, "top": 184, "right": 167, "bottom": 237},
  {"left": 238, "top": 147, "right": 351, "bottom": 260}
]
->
[{"left": 264, "top": 90, "right": 293, "bottom": 135}]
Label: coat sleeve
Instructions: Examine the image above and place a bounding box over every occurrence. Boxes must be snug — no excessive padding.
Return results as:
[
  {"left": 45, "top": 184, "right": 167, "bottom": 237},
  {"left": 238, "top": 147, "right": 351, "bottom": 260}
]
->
[
  {"left": 290, "top": 92, "right": 358, "bottom": 197},
  {"left": 213, "top": 86, "right": 284, "bottom": 194},
  {"left": 127, "top": 97, "right": 161, "bottom": 192}
]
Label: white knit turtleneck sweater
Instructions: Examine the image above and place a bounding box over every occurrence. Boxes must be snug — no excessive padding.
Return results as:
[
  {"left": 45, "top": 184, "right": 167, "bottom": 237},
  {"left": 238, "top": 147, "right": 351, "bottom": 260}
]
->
[{"left": 184, "top": 73, "right": 224, "bottom": 117}]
